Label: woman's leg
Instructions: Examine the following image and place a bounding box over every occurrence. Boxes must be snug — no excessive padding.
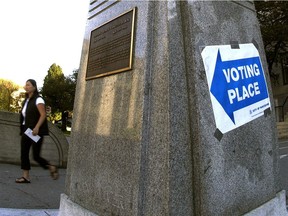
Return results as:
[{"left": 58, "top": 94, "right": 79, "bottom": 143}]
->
[
  {"left": 21, "top": 135, "right": 32, "bottom": 170},
  {"left": 32, "top": 136, "right": 50, "bottom": 169},
  {"left": 16, "top": 135, "right": 32, "bottom": 182},
  {"left": 32, "top": 136, "right": 59, "bottom": 180}
]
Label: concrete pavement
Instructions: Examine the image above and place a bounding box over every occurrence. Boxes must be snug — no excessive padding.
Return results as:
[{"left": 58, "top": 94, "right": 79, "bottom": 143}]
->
[{"left": 0, "top": 163, "right": 66, "bottom": 216}]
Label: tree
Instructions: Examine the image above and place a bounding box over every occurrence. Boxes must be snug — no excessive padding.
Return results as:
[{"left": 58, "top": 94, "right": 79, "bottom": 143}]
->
[
  {"left": 254, "top": 1, "right": 288, "bottom": 79},
  {"left": 41, "top": 64, "right": 78, "bottom": 131},
  {"left": 0, "top": 79, "right": 21, "bottom": 112},
  {"left": 58, "top": 69, "right": 78, "bottom": 131},
  {"left": 10, "top": 89, "right": 26, "bottom": 113},
  {"left": 63, "top": 69, "right": 78, "bottom": 112},
  {"left": 41, "top": 63, "right": 65, "bottom": 119}
]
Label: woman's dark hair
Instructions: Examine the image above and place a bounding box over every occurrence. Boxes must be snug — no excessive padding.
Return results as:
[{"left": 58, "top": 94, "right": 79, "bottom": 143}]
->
[{"left": 25, "top": 79, "right": 39, "bottom": 98}]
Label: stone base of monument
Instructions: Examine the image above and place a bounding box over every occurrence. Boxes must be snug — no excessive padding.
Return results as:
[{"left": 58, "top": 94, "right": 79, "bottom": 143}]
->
[
  {"left": 243, "top": 190, "right": 288, "bottom": 216},
  {"left": 58, "top": 191, "right": 288, "bottom": 216},
  {"left": 59, "top": 194, "right": 98, "bottom": 216}
]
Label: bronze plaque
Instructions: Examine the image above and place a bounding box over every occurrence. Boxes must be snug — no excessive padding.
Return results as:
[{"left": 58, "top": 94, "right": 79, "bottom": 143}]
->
[{"left": 86, "top": 8, "right": 136, "bottom": 80}]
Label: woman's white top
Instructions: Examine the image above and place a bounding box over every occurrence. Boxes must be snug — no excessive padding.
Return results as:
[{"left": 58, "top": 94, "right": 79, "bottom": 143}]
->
[{"left": 22, "top": 97, "right": 45, "bottom": 125}]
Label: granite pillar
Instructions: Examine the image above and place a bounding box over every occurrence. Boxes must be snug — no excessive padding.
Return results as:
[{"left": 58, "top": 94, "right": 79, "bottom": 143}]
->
[{"left": 59, "top": 1, "right": 287, "bottom": 215}]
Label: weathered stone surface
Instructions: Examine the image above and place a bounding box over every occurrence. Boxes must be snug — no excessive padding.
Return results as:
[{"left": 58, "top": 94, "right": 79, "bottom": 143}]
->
[{"left": 60, "top": 1, "right": 286, "bottom": 216}]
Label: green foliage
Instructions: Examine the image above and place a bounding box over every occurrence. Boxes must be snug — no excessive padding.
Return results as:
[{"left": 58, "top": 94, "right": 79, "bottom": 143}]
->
[
  {"left": 255, "top": 1, "right": 288, "bottom": 74},
  {"left": 10, "top": 89, "right": 25, "bottom": 113},
  {"left": 47, "top": 111, "right": 62, "bottom": 122},
  {"left": 41, "top": 63, "right": 78, "bottom": 125},
  {"left": 41, "top": 63, "right": 65, "bottom": 112},
  {"left": 0, "top": 79, "right": 22, "bottom": 112}
]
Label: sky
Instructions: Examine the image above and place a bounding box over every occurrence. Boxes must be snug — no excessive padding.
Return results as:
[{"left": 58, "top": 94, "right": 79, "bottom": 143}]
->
[{"left": 0, "top": 0, "right": 90, "bottom": 88}]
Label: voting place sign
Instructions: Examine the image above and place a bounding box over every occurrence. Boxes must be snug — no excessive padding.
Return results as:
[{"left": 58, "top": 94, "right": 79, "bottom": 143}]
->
[{"left": 201, "top": 43, "right": 271, "bottom": 134}]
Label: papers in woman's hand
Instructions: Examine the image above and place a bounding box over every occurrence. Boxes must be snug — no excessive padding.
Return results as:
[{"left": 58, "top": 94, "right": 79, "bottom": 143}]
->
[{"left": 24, "top": 128, "right": 41, "bottom": 143}]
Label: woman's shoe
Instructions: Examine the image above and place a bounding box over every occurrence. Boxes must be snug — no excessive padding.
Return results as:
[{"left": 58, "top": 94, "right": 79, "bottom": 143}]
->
[
  {"left": 49, "top": 165, "right": 59, "bottom": 180},
  {"left": 15, "top": 177, "right": 31, "bottom": 183}
]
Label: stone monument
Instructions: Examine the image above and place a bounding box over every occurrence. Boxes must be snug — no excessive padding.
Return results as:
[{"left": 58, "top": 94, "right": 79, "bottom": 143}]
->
[{"left": 59, "top": 1, "right": 287, "bottom": 215}]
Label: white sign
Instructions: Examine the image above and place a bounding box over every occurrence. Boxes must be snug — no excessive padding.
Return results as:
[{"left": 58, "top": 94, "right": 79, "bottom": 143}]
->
[{"left": 201, "top": 43, "right": 271, "bottom": 134}]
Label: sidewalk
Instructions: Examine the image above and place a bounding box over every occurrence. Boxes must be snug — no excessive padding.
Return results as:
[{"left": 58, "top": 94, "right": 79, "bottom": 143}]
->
[{"left": 0, "top": 163, "right": 66, "bottom": 216}]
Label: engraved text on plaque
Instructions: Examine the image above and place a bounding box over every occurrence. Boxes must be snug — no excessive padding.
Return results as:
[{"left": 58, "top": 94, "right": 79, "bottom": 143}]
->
[{"left": 86, "top": 8, "right": 136, "bottom": 80}]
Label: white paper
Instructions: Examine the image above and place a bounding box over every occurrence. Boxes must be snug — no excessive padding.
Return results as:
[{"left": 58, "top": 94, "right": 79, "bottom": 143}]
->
[{"left": 24, "top": 128, "right": 41, "bottom": 143}]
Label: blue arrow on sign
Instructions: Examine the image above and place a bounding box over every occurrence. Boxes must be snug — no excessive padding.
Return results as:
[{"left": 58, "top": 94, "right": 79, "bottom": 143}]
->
[{"left": 210, "top": 50, "right": 268, "bottom": 124}]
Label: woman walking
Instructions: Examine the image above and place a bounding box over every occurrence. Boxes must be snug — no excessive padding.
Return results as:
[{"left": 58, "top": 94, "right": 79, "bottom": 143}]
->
[{"left": 16, "top": 79, "right": 58, "bottom": 183}]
